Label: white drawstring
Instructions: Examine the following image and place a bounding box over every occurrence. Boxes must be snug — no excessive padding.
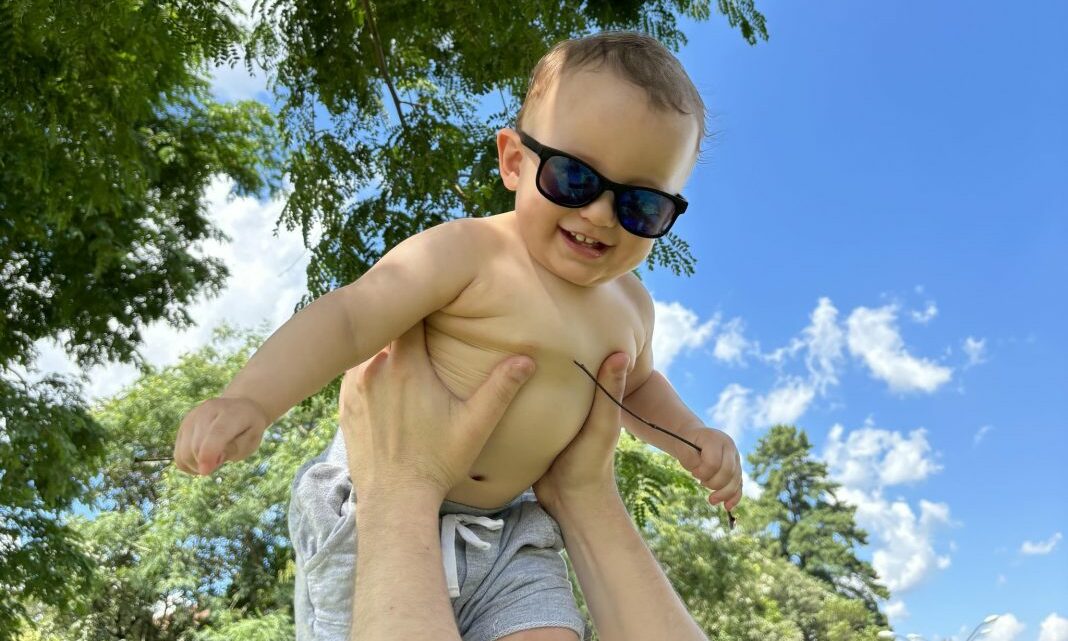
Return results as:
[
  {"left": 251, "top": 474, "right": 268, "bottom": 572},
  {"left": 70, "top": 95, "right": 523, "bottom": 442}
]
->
[{"left": 440, "top": 513, "right": 504, "bottom": 598}]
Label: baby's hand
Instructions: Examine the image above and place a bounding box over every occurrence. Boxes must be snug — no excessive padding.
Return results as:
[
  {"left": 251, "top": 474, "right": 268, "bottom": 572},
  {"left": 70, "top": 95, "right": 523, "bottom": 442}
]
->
[
  {"left": 173, "top": 397, "right": 269, "bottom": 475},
  {"left": 675, "top": 426, "right": 743, "bottom": 511}
]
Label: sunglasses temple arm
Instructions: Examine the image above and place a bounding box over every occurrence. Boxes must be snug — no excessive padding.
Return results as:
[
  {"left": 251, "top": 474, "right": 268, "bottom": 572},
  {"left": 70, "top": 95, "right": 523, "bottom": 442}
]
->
[{"left": 573, "top": 361, "right": 737, "bottom": 530}]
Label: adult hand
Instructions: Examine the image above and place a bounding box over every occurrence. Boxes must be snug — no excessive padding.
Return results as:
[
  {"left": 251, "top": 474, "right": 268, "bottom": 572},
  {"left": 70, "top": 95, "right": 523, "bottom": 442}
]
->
[
  {"left": 339, "top": 321, "right": 535, "bottom": 502},
  {"left": 533, "top": 352, "right": 630, "bottom": 515}
]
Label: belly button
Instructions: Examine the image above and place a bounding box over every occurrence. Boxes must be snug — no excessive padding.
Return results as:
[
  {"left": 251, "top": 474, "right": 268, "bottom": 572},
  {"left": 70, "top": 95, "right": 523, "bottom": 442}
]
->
[{"left": 470, "top": 474, "right": 486, "bottom": 482}]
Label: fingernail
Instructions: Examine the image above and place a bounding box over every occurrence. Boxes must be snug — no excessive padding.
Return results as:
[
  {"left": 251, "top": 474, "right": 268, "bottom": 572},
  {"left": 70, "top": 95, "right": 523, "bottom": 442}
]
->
[{"left": 511, "top": 358, "right": 534, "bottom": 380}]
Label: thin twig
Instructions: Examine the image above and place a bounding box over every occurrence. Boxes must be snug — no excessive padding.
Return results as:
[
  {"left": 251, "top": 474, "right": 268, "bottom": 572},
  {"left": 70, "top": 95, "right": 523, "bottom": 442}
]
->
[
  {"left": 134, "top": 456, "right": 173, "bottom": 464},
  {"left": 573, "top": 360, "right": 737, "bottom": 531},
  {"left": 573, "top": 361, "right": 701, "bottom": 451},
  {"left": 360, "top": 0, "right": 407, "bottom": 130}
]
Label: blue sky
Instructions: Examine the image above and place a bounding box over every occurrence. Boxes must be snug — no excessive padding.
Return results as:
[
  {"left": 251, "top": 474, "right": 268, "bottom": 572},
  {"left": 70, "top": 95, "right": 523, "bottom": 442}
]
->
[
  {"left": 648, "top": 1, "right": 1065, "bottom": 638},
  {"left": 34, "top": 1, "right": 1065, "bottom": 639}
]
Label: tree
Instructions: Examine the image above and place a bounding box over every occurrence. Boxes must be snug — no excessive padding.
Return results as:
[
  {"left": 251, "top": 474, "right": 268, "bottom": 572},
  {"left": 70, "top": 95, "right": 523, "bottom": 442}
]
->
[
  {"left": 745, "top": 425, "right": 890, "bottom": 620},
  {"left": 17, "top": 328, "right": 335, "bottom": 641},
  {"left": 632, "top": 450, "right": 885, "bottom": 641},
  {"left": 1, "top": 2, "right": 280, "bottom": 634},
  {"left": 3, "top": 1, "right": 771, "bottom": 634},
  {"left": 17, "top": 335, "right": 893, "bottom": 641},
  {"left": 246, "top": 0, "right": 768, "bottom": 303}
]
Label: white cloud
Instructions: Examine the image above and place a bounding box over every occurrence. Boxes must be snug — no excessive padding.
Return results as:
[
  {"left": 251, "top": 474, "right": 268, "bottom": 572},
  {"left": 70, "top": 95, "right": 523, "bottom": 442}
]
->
[
  {"left": 210, "top": 59, "right": 271, "bottom": 103},
  {"left": 802, "top": 297, "right": 845, "bottom": 393},
  {"left": 33, "top": 176, "right": 312, "bottom": 401},
  {"left": 1039, "top": 613, "right": 1068, "bottom": 641},
  {"left": 651, "top": 300, "right": 715, "bottom": 375},
  {"left": 741, "top": 468, "right": 763, "bottom": 499},
  {"left": 910, "top": 302, "right": 938, "bottom": 324},
  {"left": 707, "top": 297, "right": 954, "bottom": 442},
  {"left": 997, "top": 574, "right": 1006, "bottom": 586},
  {"left": 208, "top": 0, "right": 270, "bottom": 102},
  {"left": 885, "top": 599, "right": 909, "bottom": 621},
  {"left": 962, "top": 336, "right": 987, "bottom": 367},
  {"left": 709, "top": 383, "right": 751, "bottom": 442},
  {"left": 974, "top": 425, "right": 993, "bottom": 446},
  {"left": 1021, "top": 532, "right": 1062, "bottom": 555},
  {"left": 713, "top": 317, "right": 754, "bottom": 365},
  {"left": 708, "top": 378, "right": 815, "bottom": 441},
  {"left": 846, "top": 305, "right": 953, "bottom": 393},
  {"left": 762, "top": 337, "right": 804, "bottom": 366},
  {"left": 759, "top": 378, "right": 816, "bottom": 426},
  {"left": 824, "top": 423, "right": 950, "bottom": 592},
  {"left": 985, "top": 614, "right": 1026, "bottom": 641},
  {"left": 842, "top": 490, "right": 952, "bottom": 592},
  {"left": 823, "top": 423, "right": 942, "bottom": 490}
]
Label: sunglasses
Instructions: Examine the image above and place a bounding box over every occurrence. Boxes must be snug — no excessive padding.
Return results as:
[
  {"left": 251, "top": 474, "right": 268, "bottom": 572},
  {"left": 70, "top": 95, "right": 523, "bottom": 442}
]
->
[{"left": 516, "top": 130, "right": 688, "bottom": 239}]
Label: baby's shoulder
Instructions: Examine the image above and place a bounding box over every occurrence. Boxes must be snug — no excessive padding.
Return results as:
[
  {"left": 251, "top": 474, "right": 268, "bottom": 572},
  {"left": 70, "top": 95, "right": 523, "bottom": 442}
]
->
[{"left": 615, "top": 272, "right": 654, "bottom": 327}]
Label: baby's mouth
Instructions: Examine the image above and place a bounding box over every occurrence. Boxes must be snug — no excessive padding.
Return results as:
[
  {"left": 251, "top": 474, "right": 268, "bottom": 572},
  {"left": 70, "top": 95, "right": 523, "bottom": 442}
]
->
[{"left": 560, "top": 227, "right": 609, "bottom": 256}]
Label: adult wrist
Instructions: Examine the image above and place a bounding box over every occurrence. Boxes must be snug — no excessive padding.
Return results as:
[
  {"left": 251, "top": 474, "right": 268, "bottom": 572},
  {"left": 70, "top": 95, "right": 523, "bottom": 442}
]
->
[
  {"left": 537, "top": 477, "right": 622, "bottom": 525},
  {"left": 355, "top": 482, "right": 447, "bottom": 520}
]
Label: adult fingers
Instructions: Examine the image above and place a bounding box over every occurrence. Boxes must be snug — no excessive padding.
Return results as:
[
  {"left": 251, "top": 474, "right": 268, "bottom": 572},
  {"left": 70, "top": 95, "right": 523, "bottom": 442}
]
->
[
  {"left": 462, "top": 356, "right": 535, "bottom": 440},
  {"left": 386, "top": 322, "right": 428, "bottom": 372},
  {"left": 340, "top": 351, "right": 390, "bottom": 412},
  {"left": 581, "top": 353, "right": 630, "bottom": 450}
]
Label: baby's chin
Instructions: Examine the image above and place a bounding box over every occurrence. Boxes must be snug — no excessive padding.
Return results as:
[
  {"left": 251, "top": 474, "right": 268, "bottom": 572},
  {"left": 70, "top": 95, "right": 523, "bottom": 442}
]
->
[{"left": 537, "top": 254, "right": 644, "bottom": 288}]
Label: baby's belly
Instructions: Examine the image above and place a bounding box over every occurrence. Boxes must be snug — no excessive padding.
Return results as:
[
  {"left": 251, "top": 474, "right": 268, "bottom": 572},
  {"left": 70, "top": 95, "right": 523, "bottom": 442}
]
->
[{"left": 424, "top": 323, "right": 597, "bottom": 508}]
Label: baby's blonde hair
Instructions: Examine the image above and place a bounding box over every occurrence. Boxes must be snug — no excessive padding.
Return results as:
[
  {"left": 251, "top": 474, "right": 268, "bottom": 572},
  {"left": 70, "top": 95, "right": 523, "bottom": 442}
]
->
[{"left": 516, "top": 31, "right": 706, "bottom": 148}]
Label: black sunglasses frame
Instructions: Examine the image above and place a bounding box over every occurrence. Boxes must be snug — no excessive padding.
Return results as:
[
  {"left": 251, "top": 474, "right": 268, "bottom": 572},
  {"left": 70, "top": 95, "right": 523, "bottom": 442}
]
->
[{"left": 516, "top": 129, "right": 688, "bottom": 239}]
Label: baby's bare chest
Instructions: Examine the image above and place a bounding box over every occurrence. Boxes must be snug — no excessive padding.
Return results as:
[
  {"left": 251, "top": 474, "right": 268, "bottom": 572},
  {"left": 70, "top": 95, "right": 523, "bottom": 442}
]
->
[
  {"left": 420, "top": 251, "right": 648, "bottom": 507},
  {"left": 427, "top": 264, "right": 644, "bottom": 391}
]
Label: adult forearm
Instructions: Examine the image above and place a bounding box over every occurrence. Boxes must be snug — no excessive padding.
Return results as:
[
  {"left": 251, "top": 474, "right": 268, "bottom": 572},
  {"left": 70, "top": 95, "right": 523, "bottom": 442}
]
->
[
  {"left": 351, "top": 492, "right": 462, "bottom": 641},
  {"left": 552, "top": 489, "right": 708, "bottom": 641}
]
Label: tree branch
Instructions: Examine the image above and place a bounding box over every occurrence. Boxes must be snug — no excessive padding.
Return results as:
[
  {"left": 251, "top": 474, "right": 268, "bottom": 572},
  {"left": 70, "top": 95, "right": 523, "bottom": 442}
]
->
[{"left": 360, "top": 0, "right": 408, "bottom": 130}]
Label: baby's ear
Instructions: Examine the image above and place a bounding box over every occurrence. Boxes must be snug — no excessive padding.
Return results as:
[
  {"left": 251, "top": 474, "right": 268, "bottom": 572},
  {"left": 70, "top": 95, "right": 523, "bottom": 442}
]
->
[{"left": 495, "top": 128, "right": 523, "bottom": 191}]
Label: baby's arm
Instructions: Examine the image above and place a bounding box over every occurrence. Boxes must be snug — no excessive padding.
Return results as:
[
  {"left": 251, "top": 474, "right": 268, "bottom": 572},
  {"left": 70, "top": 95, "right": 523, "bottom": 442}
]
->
[
  {"left": 617, "top": 277, "right": 743, "bottom": 510},
  {"left": 222, "top": 219, "right": 485, "bottom": 421},
  {"left": 621, "top": 362, "right": 705, "bottom": 459},
  {"left": 174, "top": 218, "right": 487, "bottom": 474},
  {"left": 614, "top": 274, "right": 703, "bottom": 456}
]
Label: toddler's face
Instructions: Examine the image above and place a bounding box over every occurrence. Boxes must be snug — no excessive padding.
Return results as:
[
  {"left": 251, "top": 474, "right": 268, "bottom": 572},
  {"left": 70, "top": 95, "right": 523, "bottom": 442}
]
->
[{"left": 502, "top": 68, "right": 699, "bottom": 287}]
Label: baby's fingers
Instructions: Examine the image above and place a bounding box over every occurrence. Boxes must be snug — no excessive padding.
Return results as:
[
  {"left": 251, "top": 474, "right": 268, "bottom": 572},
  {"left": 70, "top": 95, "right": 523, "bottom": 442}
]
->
[
  {"left": 697, "top": 443, "right": 733, "bottom": 488},
  {"left": 174, "top": 412, "right": 205, "bottom": 475},
  {"left": 708, "top": 468, "right": 742, "bottom": 507},
  {"left": 194, "top": 419, "right": 254, "bottom": 475}
]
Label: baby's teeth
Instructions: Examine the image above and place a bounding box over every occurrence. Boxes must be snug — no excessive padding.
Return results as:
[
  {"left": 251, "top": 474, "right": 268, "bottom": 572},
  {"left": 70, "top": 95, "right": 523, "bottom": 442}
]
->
[{"left": 568, "top": 230, "right": 600, "bottom": 246}]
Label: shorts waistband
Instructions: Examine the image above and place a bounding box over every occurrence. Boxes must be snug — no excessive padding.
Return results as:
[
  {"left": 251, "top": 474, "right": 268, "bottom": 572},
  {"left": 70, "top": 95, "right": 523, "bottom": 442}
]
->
[{"left": 439, "top": 488, "right": 534, "bottom": 516}]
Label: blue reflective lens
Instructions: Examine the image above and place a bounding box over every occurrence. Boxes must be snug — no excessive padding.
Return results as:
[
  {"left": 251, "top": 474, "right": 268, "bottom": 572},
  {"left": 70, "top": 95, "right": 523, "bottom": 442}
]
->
[
  {"left": 539, "top": 155, "right": 600, "bottom": 204},
  {"left": 616, "top": 189, "right": 676, "bottom": 237}
]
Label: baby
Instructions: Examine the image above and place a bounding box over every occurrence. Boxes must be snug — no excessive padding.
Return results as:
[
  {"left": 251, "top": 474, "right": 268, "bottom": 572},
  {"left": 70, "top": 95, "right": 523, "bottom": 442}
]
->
[{"left": 174, "top": 32, "right": 742, "bottom": 514}]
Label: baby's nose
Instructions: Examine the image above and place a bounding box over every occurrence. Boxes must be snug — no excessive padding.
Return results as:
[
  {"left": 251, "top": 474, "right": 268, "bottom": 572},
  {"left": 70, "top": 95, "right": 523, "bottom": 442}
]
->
[{"left": 579, "top": 192, "right": 617, "bottom": 228}]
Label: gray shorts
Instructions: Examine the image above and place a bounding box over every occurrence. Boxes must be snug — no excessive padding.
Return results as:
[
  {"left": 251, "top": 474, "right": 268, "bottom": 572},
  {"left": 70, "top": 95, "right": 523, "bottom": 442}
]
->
[{"left": 289, "top": 428, "right": 585, "bottom": 641}]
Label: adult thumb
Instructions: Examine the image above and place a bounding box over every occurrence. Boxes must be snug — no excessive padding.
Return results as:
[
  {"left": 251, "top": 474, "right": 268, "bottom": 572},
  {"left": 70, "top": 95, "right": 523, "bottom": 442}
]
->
[{"left": 463, "top": 356, "right": 535, "bottom": 436}]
